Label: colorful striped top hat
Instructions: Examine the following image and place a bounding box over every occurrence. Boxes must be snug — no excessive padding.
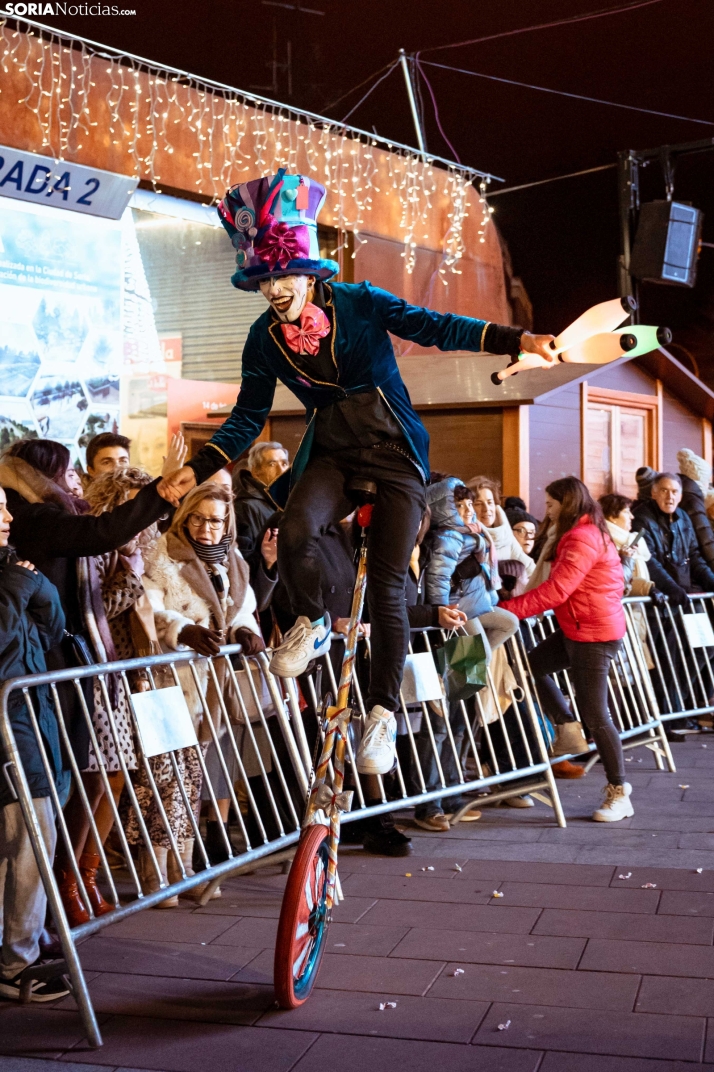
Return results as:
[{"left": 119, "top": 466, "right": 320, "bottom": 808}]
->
[{"left": 217, "top": 168, "right": 339, "bottom": 291}]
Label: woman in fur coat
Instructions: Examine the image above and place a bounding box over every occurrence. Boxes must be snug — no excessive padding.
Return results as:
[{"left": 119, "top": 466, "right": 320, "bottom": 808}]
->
[{"left": 135, "top": 483, "right": 264, "bottom": 904}]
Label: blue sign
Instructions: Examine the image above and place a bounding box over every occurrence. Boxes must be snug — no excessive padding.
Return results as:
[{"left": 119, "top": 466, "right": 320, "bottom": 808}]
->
[{"left": 0, "top": 145, "right": 137, "bottom": 220}]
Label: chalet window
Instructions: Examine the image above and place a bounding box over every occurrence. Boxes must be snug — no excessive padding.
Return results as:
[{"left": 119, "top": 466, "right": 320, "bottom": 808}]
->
[{"left": 582, "top": 385, "right": 660, "bottom": 500}]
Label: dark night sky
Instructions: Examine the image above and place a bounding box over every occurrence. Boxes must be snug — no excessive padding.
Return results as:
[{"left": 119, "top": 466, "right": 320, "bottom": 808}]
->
[{"left": 36, "top": 0, "right": 714, "bottom": 363}]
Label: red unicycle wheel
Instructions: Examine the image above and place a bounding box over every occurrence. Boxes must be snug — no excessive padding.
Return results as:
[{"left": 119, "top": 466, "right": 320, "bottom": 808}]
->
[{"left": 274, "top": 823, "right": 331, "bottom": 1008}]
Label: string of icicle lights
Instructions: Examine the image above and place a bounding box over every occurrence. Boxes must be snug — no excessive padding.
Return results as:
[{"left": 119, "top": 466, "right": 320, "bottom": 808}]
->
[{"left": 0, "top": 16, "right": 498, "bottom": 279}]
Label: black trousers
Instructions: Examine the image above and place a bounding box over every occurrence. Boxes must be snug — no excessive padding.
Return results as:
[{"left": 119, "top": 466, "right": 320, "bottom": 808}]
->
[
  {"left": 278, "top": 445, "right": 425, "bottom": 712},
  {"left": 528, "top": 629, "right": 626, "bottom": 786}
]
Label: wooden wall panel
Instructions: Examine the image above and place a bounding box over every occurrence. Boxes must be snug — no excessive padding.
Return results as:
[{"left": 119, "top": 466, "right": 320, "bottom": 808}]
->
[
  {"left": 592, "top": 362, "right": 657, "bottom": 396},
  {"left": 662, "top": 389, "right": 706, "bottom": 471},
  {"left": 703, "top": 419, "right": 713, "bottom": 469},
  {"left": 419, "top": 410, "right": 503, "bottom": 484},
  {"left": 502, "top": 406, "right": 530, "bottom": 504},
  {"left": 529, "top": 384, "right": 581, "bottom": 520}
]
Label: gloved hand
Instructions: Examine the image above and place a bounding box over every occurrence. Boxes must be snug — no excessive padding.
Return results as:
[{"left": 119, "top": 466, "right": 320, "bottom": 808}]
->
[
  {"left": 178, "top": 624, "right": 222, "bottom": 656},
  {"left": 234, "top": 627, "right": 266, "bottom": 657},
  {"left": 649, "top": 587, "right": 668, "bottom": 607},
  {"left": 666, "top": 585, "right": 690, "bottom": 608}
]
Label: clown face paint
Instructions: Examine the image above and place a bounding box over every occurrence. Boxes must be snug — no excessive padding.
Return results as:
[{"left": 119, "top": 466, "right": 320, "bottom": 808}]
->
[{"left": 259, "top": 274, "right": 315, "bottom": 322}]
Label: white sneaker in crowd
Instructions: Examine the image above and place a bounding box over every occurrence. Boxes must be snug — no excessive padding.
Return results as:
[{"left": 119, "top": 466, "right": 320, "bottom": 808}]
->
[
  {"left": 504, "top": 794, "right": 535, "bottom": 808},
  {"left": 269, "top": 614, "right": 331, "bottom": 678},
  {"left": 356, "top": 705, "right": 397, "bottom": 775},
  {"left": 592, "top": 782, "right": 634, "bottom": 822}
]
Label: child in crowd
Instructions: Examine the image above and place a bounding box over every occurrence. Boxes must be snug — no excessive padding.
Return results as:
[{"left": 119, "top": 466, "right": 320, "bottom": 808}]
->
[{"left": 424, "top": 477, "right": 517, "bottom": 657}]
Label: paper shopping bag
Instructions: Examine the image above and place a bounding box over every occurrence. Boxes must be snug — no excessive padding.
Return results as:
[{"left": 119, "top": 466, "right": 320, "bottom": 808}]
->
[{"left": 435, "top": 633, "right": 488, "bottom": 703}]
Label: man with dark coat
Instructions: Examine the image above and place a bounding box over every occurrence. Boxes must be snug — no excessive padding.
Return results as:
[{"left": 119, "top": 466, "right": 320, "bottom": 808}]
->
[
  {"left": 159, "top": 168, "right": 557, "bottom": 776},
  {"left": 633, "top": 471, "right": 714, "bottom": 725},
  {"left": 232, "top": 441, "right": 287, "bottom": 617},
  {"left": 633, "top": 472, "right": 714, "bottom": 603},
  {"left": 232, "top": 442, "right": 287, "bottom": 560}
]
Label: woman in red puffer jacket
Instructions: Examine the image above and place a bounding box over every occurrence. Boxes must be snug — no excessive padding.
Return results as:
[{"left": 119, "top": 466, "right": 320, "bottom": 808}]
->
[{"left": 507, "top": 477, "right": 632, "bottom": 823}]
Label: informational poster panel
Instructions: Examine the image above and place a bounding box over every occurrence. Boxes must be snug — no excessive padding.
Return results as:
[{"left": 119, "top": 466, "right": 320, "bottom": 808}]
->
[{"left": 0, "top": 196, "right": 123, "bottom": 462}]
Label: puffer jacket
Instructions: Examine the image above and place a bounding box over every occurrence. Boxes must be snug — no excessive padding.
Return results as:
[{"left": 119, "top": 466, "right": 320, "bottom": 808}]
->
[
  {"left": 678, "top": 473, "right": 714, "bottom": 571},
  {"left": 424, "top": 477, "right": 495, "bottom": 619},
  {"left": 0, "top": 549, "right": 67, "bottom": 808},
  {"left": 632, "top": 499, "right": 714, "bottom": 602},
  {"left": 506, "top": 516, "right": 626, "bottom": 642}
]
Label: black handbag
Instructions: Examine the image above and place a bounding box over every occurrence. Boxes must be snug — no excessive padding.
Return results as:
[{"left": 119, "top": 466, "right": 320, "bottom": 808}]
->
[{"left": 64, "top": 629, "right": 94, "bottom": 668}]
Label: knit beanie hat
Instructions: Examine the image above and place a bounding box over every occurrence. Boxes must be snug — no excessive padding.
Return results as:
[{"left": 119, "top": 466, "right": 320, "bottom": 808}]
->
[
  {"left": 677, "top": 448, "right": 711, "bottom": 494},
  {"left": 635, "top": 466, "right": 658, "bottom": 500},
  {"left": 506, "top": 506, "right": 539, "bottom": 528}
]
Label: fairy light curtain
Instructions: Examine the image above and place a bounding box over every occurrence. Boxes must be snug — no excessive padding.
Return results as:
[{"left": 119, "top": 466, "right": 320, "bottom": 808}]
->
[{"left": 0, "top": 19, "right": 497, "bottom": 286}]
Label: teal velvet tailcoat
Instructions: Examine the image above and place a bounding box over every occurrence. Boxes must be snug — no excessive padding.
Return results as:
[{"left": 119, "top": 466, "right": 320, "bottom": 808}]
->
[{"left": 207, "top": 281, "right": 493, "bottom": 486}]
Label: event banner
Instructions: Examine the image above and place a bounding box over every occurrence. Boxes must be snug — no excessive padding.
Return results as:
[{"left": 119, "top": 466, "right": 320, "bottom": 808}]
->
[
  {"left": 0, "top": 196, "right": 123, "bottom": 461},
  {"left": 0, "top": 145, "right": 137, "bottom": 220}
]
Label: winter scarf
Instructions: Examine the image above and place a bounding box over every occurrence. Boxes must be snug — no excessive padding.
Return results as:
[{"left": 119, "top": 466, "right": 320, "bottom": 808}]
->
[{"left": 186, "top": 531, "right": 231, "bottom": 595}]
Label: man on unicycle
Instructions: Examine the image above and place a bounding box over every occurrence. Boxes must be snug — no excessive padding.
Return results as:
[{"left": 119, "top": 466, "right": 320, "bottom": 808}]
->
[{"left": 159, "top": 168, "right": 556, "bottom": 778}]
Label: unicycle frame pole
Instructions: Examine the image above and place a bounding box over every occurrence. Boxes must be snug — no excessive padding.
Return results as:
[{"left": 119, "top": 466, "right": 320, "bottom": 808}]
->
[{"left": 304, "top": 502, "right": 372, "bottom": 910}]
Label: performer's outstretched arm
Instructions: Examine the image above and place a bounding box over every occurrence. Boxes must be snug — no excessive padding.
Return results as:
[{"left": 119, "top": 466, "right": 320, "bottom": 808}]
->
[
  {"left": 158, "top": 331, "right": 277, "bottom": 504},
  {"left": 367, "top": 283, "right": 555, "bottom": 364}
]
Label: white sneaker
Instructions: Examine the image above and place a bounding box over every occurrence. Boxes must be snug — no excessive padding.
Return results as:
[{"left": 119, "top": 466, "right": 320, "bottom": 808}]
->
[
  {"left": 356, "top": 706, "right": 397, "bottom": 775},
  {"left": 269, "top": 614, "right": 331, "bottom": 678},
  {"left": 504, "top": 794, "right": 535, "bottom": 808},
  {"left": 592, "top": 782, "right": 634, "bottom": 823}
]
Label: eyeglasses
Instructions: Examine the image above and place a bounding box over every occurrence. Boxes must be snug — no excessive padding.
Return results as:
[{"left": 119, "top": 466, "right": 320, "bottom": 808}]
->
[
  {"left": 187, "top": 513, "right": 225, "bottom": 532},
  {"left": 513, "top": 526, "right": 535, "bottom": 537}
]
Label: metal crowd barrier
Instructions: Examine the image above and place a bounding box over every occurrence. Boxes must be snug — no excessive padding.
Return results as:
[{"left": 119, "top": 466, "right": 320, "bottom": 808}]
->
[
  {"left": 516, "top": 598, "right": 675, "bottom": 774},
  {"left": 639, "top": 591, "right": 714, "bottom": 727},
  {"left": 0, "top": 598, "right": 689, "bottom": 1047},
  {"left": 0, "top": 644, "right": 307, "bottom": 1047},
  {"left": 307, "top": 628, "right": 568, "bottom": 829}
]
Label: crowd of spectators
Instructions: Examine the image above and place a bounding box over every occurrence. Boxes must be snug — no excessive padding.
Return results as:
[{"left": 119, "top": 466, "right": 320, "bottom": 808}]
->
[{"left": 2, "top": 426, "right": 714, "bottom": 1000}]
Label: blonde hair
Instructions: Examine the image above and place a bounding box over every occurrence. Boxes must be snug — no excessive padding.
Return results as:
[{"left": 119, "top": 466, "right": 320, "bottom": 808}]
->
[
  {"left": 171, "top": 482, "right": 236, "bottom": 543},
  {"left": 84, "top": 466, "right": 153, "bottom": 514},
  {"left": 84, "top": 467, "right": 156, "bottom": 553}
]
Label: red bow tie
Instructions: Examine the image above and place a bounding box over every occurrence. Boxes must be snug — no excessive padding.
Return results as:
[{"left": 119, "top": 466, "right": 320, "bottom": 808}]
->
[{"left": 281, "top": 302, "right": 331, "bottom": 356}]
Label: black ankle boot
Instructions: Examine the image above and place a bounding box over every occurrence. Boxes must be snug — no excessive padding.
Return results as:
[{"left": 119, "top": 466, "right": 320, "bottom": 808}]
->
[{"left": 204, "top": 820, "right": 240, "bottom": 866}]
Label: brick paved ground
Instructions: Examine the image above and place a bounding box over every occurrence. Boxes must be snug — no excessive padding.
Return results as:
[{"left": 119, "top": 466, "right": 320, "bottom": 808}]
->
[{"left": 2, "top": 736, "right": 714, "bottom": 1071}]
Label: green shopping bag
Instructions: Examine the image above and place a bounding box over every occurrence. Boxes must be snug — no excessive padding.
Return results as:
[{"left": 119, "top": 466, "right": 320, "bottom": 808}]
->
[{"left": 435, "top": 632, "right": 489, "bottom": 703}]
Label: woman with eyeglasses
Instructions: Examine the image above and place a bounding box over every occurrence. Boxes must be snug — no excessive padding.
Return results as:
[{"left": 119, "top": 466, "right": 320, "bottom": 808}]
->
[{"left": 137, "top": 483, "right": 265, "bottom": 905}]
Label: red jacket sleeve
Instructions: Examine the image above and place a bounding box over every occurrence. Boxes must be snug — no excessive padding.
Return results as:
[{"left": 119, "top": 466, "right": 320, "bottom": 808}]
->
[{"left": 506, "top": 527, "right": 602, "bottom": 620}]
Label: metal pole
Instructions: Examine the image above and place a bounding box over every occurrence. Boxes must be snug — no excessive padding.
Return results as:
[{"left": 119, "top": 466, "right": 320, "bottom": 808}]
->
[
  {"left": 617, "top": 149, "right": 640, "bottom": 319},
  {"left": 399, "top": 49, "right": 427, "bottom": 157}
]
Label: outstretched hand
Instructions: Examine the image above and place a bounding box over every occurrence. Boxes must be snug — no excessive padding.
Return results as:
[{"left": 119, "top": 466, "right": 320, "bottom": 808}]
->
[
  {"left": 157, "top": 465, "right": 197, "bottom": 507},
  {"left": 520, "top": 331, "right": 558, "bottom": 365},
  {"left": 161, "top": 432, "right": 187, "bottom": 478},
  {"left": 493, "top": 331, "right": 558, "bottom": 384}
]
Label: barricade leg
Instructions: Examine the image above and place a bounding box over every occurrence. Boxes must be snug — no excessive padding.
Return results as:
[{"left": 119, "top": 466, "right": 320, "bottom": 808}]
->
[
  {"left": 0, "top": 723, "right": 101, "bottom": 1047},
  {"left": 508, "top": 634, "right": 567, "bottom": 828}
]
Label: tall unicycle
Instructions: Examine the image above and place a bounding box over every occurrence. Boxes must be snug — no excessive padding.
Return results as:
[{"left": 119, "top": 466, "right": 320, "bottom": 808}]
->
[{"left": 273, "top": 480, "right": 375, "bottom": 1008}]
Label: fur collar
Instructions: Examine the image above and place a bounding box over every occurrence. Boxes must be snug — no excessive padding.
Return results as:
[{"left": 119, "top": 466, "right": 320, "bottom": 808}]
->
[{"left": 0, "top": 456, "right": 79, "bottom": 513}]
